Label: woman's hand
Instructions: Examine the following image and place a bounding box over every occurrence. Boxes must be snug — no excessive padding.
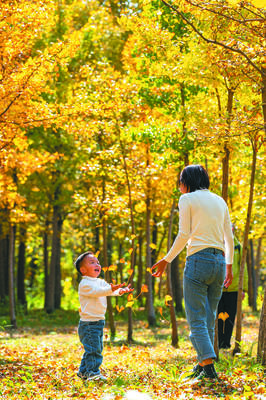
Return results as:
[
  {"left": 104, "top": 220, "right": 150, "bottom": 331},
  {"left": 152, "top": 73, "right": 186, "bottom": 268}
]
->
[
  {"left": 224, "top": 264, "right": 233, "bottom": 288},
  {"left": 151, "top": 259, "right": 168, "bottom": 277}
]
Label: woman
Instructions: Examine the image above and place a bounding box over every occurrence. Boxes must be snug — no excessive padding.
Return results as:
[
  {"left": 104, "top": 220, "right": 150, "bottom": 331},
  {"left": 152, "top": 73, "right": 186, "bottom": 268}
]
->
[{"left": 152, "top": 165, "right": 234, "bottom": 381}]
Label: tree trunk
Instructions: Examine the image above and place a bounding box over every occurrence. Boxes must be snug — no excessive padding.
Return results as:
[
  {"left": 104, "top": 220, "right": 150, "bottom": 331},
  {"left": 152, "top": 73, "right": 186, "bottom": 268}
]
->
[
  {"left": 137, "top": 235, "right": 143, "bottom": 306},
  {"left": 46, "top": 204, "right": 60, "bottom": 313},
  {"left": 0, "top": 223, "right": 9, "bottom": 301},
  {"left": 171, "top": 255, "right": 183, "bottom": 313},
  {"left": 257, "top": 285, "right": 266, "bottom": 365},
  {"left": 103, "top": 211, "right": 116, "bottom": 339},
  {"left": 233, "top": 142, "right": 257, "bottom": 355},
  {"left": 261, "top": 67, "right": 266, "bottom": 135},
  {"left": 145, "top": 146, "right": 156, "bottom": 327},
  {"left": 8, "top": 224, "right": 17, "bottom": 329},
  {"left": 249, "top": 239, "right": 257, "bottom": 312},
  {"left": 54, "top": 215, "right": 63, "bottom": 309},
  {"left": 17, "top": 226, "right": 27, "bottom": 309},
  {"left": 246, "top": 245, "right": 253, "bottom": 308},
  {"left": 166, "top": 197, "right": 178, "bottom": 348},
  {"left": 119, "top": 129, "right": 136, "bottom": 343},
  {"left": 222, "top": 144, "right": 230, "bottom": 203},
  {"left": 44, "top": 218, "right": 49, "bottom": 310}
]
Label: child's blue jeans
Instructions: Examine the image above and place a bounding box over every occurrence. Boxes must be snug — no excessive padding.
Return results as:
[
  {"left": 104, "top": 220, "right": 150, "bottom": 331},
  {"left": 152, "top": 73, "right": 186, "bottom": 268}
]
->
[
  {"left": 78, "top": 319, "right": 105, "bottom": 377},
  {"left": 183, "top": 248, "right": 226, "bottom": 363}
]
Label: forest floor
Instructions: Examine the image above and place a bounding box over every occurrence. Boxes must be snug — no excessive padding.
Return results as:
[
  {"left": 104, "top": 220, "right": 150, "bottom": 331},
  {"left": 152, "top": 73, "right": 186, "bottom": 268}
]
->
[{"left": 0, "top": 308, "right": 265, "bottom": 400}]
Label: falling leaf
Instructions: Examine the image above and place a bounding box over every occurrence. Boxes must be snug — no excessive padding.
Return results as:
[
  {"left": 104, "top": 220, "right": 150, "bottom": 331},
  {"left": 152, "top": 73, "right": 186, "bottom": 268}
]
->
[
  {"left": 108, "top": 264, "right": 117, "bottom": 271},
  {"left": 146, "top": 268, "right": 152, "bottom": 273},
  {"left": 128, "top": 248, "right": 133, "bottom": 255},
  {"left": 102, "top": 267, "right": 108, "bottom": 272},
  {"left": 126, "top": 301, "right": 134, "bottom": 308},
  {"left": 120, "top": 258, "right": 125, "bottom": 263},
  {"left": 159, "top": 307, "right": 163, "bottom": 316},
  {"left": 127, "top": 293, "right": 134, "bottom": 301},
  {"left": 149, "top": 243, "right": 156, "bottom": 249},
  {"left": 141, "top": 284, "right": 148, "bottom": 293},
  {"left": 165, "top": 295, "right": 172, "bottom": 306},
  {"left": 116, "top": 305, "right": 125, "bottom": 313},
  {"left": 130, "top": 234, "right": 136, "bottom": 240},
  {"left": 127, "top": 269, "right": 134, "bottom": 276}
]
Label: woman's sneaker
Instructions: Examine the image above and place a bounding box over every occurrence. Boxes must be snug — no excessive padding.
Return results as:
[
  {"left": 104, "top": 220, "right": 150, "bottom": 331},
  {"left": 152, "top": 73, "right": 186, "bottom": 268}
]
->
[
  {"left": 77, "top": 372, "right": 107, "bottom": 381},
  {"left": 183, "top": 364, "right": 204, "bottom": 380},
  {"left": 194, "top": 364, "right": 219, "bottom": 382}
]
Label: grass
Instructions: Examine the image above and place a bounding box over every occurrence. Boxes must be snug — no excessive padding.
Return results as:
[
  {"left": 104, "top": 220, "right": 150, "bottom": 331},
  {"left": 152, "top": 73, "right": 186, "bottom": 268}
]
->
[{"left": 0, "top": 307, "right": 265, "bottom": 399}]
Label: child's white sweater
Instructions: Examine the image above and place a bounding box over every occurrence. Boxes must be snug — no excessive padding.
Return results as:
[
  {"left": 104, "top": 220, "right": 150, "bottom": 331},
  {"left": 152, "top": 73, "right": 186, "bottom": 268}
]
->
[{"left": 78, "top": 276, "right": 120, "bottom": 321}]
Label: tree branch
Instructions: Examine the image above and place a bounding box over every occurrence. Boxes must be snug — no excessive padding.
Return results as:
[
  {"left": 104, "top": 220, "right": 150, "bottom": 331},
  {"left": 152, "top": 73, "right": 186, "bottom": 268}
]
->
[{"left": 161, "top": 0, "right": 263, "bottom": 76}]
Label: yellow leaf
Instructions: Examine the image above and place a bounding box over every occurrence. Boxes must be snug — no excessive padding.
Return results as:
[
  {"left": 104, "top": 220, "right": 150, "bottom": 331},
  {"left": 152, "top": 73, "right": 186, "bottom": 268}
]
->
[
  {"left": 127, "top": 293, "right": 134, "bottom": 301},
  {"left": 108, "top": 264, "right": 117, "bottom": 271},
  {"left": 146, "top": 268, "right": 152, "bottom": 273},
  {"left": 149, "top": 243, "right": 156, "bottom": 249},
  {"left": 130, "top": 234, "right": 136, "bottom": 240},
  {"left": 218, "top": 312, "right": 229, "bottom": 321},
  {"left": 165, "top": 295, "right": 172, "bottom": 306},
  {"left": 126, "top": 301, "right": 134, "bottom": 308},
  {"left": 141, "top": 284, "right": 148, "bottom": 293},
  {"left": 251, "top": 0, "right": 266, "bottom": 7},
  {"left": 129, "top": 248, "right": 133, "bottom": 255},
  {"left": 102, "top": 267, "right": 108, "bottom": 272},
  {"left": 127, "top": 269, "right": 133, "bottom": 276},
  {"left": 116, "top": 305, "right": 125, "bottom": 313}
]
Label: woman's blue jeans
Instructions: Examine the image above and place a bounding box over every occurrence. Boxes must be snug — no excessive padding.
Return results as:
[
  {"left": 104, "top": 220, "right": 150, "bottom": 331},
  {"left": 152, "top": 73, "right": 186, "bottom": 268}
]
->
[
  {"left": 183, "top": 248, "right": 226, "bottom": 363},
  {"left": 78, "top": 320, "right": 105, "bottom": 377}
]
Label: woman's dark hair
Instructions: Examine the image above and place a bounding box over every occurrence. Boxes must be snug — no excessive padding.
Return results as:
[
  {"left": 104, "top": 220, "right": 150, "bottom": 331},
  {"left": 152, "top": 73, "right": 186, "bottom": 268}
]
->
[
  {"left": 75, "top": 251, "right": 94, "bottom": 274},
  {"left": 180, "top": 165, "right": 210, "bottom": 193}
]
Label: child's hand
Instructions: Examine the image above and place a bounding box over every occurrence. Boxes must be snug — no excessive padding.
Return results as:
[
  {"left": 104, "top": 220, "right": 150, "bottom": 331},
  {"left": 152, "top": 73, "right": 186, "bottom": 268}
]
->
[
  {"left": 119, "top": 284, "right": 134, "bottom": 295},
  {"left": 111, "top": 282, "right": 126, "bottom": 292}
]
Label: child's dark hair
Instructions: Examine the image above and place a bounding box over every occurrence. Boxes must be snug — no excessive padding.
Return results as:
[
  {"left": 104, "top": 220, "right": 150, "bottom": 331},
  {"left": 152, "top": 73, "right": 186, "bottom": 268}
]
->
[
  {"left": 75, "top": 251, "right": 94, "bottom": 274},
  {"left": 180, "top": 164, "right": 210, "bottom": 193}
]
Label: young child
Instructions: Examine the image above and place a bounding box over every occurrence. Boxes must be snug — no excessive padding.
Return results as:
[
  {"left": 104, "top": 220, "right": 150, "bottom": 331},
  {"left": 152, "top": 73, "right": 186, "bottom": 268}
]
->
[{"left": 75, "top": 251, "right": 133, "bottom": 381}]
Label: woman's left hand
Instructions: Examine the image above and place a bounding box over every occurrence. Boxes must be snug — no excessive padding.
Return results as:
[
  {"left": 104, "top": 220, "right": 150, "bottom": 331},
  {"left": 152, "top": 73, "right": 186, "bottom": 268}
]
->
[
  {"left": 151, "top": 259, "right": 168, "bottom": 277},
  {"left": 224, "top": 264, "right": 233, "bottom": 288}
]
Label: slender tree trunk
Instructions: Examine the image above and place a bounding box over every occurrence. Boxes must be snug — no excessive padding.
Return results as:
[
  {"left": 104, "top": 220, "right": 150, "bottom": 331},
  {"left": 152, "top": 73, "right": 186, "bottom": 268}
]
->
[
  {"left": 118, "top": 242, "right": 123, "bottom": 283},
  {"left": 222, "top": 144, "right": 230, "bottom": 203},
  {"left": 102, "top": 210, "right": 116, "bottom": 339},
  {"left": 44, "top": 218, "right": 49, "bottom": 310},
  {"left": 257, "top": 285, "right": 266, "bottom": 365},
  {"left": 137, "top": 235, "right": 143, "bottom": 306},
  {"left": 8, "top": 224, "right": 17, "bottom": 329},
  {"left": 54, "top": 215, "right": 63, "bottom": 309},
  {"left": 119, "top": 129, "right": 136, "bottom": 343},
  {"left": 17, "top": 226, "right": 27, "bottom": 309},
  {"left": 46, "top": 204, "right": 60, "bottom": 313},
  {"left": 233, "top": 142, "right": 257, "bottom": 355},
  {"left": 261, "top": 67, "right": 266, "bottom": 135},
  {"left": 145, "top": 146, "right": 156, "bottom": 326},
  {"left": 94, "top": 225, "right": 100, "bottom": 253},
  {"left": 171, "top": 255, "right": 183, "bottom": 313},
  {"left": 166, "top": 196, "right": 178, "bottom": 348},
  {"left": 0, "top": 222, "right": 9, "bottom": 301},
  {"left": 249, "top": 239, "right": 257, "bottom": 312}
]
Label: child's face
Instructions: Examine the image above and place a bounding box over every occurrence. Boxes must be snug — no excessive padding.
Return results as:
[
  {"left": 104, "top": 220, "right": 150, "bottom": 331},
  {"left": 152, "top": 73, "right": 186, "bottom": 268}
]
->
[{"left": 80, "top": 255, "right": 101, "bottom": 278}]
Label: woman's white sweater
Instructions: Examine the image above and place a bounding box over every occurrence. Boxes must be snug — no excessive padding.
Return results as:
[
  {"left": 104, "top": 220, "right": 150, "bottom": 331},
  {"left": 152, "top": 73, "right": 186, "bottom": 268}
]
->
[{"left": 164, "top": 189, "right": 234, "bottom": 264}]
